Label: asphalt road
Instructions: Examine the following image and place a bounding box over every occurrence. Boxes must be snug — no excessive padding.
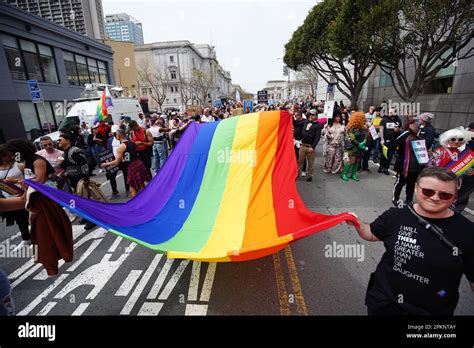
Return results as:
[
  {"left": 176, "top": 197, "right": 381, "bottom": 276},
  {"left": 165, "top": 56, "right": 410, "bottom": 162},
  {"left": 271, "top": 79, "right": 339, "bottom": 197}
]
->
[{"left": 1, "top": 147, "right": 473, "bottom": 316}]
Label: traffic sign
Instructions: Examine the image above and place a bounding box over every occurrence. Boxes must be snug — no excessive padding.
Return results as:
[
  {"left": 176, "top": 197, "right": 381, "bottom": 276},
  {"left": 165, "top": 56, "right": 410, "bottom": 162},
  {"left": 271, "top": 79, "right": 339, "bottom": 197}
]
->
[{"left": 28, "top": 80, "right": 43, "bottom": 103}]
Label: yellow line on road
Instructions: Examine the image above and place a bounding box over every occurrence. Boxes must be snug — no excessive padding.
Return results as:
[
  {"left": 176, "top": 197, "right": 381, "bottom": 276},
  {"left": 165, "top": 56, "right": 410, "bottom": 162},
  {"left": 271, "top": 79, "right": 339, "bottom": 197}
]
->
[
  {"left": 272, "top": 251, "right": 291, "bottom": 315},
  {"left": 284, "top": 245, "right": 308, "bottom": 315}
]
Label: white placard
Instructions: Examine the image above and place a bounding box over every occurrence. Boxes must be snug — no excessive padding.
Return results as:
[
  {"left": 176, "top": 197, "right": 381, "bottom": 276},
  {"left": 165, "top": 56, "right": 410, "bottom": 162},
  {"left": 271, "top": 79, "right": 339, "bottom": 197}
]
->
[
  {"left": 412, "top": 139, "right": 429, "bottom": 164},
  {"left": 323, "top": 101, "right": 335, "bottom": 119},
  {"left": 369, "top": 126, "right": 379, "bottom": 140}
]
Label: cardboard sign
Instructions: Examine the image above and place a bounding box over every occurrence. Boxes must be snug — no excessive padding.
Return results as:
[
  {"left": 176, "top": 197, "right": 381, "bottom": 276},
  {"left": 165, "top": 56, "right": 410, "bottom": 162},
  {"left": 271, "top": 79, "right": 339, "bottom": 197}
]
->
[
  {"left": 97, "top": 150, "right": 119, "bottom": 175},
  {"left": 369, "top": 126, "right": 379, "bottom": 140},
  {"left": 323, "top": 101, "right": 335, "bottom": 119},
  {"left": 243, "top": 100, "right": 253, "bottom": 113},
  {"left": 411, "top": 139, "right": 429, "bottom": 164}
]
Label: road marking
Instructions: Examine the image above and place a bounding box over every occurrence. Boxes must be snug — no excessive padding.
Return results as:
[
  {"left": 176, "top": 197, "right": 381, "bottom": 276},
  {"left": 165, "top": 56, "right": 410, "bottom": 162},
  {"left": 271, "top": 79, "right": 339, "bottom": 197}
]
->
[
  {"left": 199, "top": 262, "right": 216, "bottom": 302},
  {"left": 138, "top": 302, "right": 164, "bottom": 316},
  {"left": 120, "top": 254, "right": 163, "bottom": 315},
  {"left": 17, "top": 274, "right": 68, "bottom": 315},
  {"left": 34, "top": 227, "right": 106, "bottom": 280},
  {"left": 37, "top": 302, "right": 57, "bottom": 316},
  {"left": 54, "top": 243, "right": 136, "bottom": 301},
  {"left": 9, "top": 225, "right": 88, "bottom": 281},
  {"left": 10, "top": 264, "right": 43, "bottom": 289},
  {"left": 71, "top": 302, "right": 90, "bottom": 316},
  {"left": 108, "top": 236, "right": 122, "bottom": 253},
  {"left": 0, "top": 232, "right": 21, "bottom": 246},
  {"left": 67, "top": 239, "right": 102, "bottom": 272},
  {"left": 465, "top": 207, "right": 474, "bottom": 216},
  {"left": 9, "top": 259, "right": 35, "bottom": 280},
  {"left": 272, "top": 251, "right": 291, "bottom": 315},
  {"left": 100, "top": 174, "right": 123, "bottom": 188},
  {"left": 188, "top": 261, "right": 201, "bottom": 301},
  {"left": 185, "top": 304, "right": 208, "bottom": 315},
  {"left": 284, "top": 246, "right": 308, "bottom": 315},
  {"left": 147, "top": 259, "right": 173, "bottom": 300},
  {"left": 115, "top": 270, "right": 143, "bottom": 297},
  {"left": 158, "top": 260, "right": 190, "bottom": 300}
]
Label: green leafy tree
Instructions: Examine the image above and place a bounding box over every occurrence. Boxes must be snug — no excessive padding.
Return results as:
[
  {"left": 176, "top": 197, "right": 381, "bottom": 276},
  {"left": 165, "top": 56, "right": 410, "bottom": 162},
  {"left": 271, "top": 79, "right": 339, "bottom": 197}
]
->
[{"left": 285, "top": 0, "right": 387, "bottom": 107}]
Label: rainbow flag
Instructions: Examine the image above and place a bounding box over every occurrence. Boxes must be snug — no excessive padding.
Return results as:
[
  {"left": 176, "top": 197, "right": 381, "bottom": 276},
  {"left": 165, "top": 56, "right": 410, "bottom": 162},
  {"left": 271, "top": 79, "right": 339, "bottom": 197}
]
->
[
  {"left": 25, "top": 111, "right": 357, "bottom": 262},
  {"left": 443, "top": 147, "right": 474, "bottom": 177},
  {"left": 96, "top": 86, "right": 113, "bottom": 122}
]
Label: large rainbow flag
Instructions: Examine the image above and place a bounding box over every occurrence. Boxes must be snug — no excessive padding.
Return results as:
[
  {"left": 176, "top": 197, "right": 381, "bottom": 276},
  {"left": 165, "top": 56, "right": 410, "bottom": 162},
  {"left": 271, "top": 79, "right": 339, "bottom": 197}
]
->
[{"left": 26, "top": 111, "right": 357, "bottom": 262}]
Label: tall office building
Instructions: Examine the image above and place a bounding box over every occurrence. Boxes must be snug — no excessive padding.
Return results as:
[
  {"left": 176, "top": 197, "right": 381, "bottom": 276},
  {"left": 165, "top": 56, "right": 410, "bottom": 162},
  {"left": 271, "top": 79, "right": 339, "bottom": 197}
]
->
[
  {"left": 105, "top": 13, "right": 144, "bottom": 45},
  {"left": 3, "top": 0, "right": 106, "bottom": 40}
]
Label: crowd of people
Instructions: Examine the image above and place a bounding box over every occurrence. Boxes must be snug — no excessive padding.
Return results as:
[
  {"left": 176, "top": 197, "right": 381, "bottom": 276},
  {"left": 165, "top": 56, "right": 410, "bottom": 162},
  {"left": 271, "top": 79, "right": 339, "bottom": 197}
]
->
[
  {"left": 0, "top": 97, "right": 473, "bottom": 316},
  {"left": 290, "top": 101, "right": 473, "bottom": 215}
]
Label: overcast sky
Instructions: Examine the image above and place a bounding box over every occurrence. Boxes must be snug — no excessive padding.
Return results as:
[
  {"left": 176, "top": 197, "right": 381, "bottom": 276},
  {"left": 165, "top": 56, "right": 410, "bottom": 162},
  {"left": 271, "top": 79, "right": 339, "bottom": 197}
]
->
[{"left": 102, "top": 0, "right": 315, "bottom": 94}]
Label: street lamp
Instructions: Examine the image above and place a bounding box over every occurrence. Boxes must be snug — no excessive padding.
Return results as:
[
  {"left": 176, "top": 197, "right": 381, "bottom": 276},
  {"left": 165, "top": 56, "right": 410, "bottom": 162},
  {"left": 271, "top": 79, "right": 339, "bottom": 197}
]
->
[{"left": 277, "top": 58, "right": 291, "bottom": 101}]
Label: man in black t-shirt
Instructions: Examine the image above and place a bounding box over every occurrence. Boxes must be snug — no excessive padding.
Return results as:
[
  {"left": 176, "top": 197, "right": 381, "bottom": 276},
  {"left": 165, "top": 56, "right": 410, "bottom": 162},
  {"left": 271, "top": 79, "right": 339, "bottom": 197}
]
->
[
  {"left": 348, "top": 167, "right": 474, "bottom": 315},
  {"left": 379, "top": 108, "right": 402, "bottom": 175},
  {"left": 297, "top": 110, "right": 323, "bottom": 183}
]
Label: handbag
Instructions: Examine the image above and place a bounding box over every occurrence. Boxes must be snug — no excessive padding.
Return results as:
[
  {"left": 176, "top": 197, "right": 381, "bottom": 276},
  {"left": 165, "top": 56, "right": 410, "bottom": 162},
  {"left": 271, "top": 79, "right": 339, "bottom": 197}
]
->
[{"left": 344, "top": 139, "right": 355, "bottom": 150}]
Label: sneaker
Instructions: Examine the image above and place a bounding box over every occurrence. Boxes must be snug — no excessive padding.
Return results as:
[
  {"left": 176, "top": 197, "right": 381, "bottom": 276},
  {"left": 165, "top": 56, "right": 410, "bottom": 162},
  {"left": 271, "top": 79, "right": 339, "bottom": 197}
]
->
[
  {"left": 383, "top": 169, "right": 390, "bottom": 175},
  {"left": 110, "top": 191, "right": 120, "bottom": 200},
  {"left": 392, "top": 199, "right": 404, "bottom": 208},
  {"left": 373, "top": 159, "right": 379, "bottom": 164},
  {"left": 306, "top": 177, "right": 312, "bottom": 183},
  {"left": 301, "top": 171, "right": 307, "bottom": 177},
  {"left": 377, "top": 167, "right": 383, "bottom": 173}
]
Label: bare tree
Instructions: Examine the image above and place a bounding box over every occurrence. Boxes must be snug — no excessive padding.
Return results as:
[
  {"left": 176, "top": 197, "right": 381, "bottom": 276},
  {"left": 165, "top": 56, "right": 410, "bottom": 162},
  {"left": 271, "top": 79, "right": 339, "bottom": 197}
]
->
[
  {"left": 191, "top": 65, "right": 215, "bottom": 107},
  {"left": 376, "top": 0, "right": 474, "bottom": 102},
  {"left": 137, "top": 58, "right": 170, "bottom": 112},
  {"left": 179, "top": 79, "right": 196, "bottom": 109},
  {"left": 293, "top": 65, "right": 318, "bottom": 98}
]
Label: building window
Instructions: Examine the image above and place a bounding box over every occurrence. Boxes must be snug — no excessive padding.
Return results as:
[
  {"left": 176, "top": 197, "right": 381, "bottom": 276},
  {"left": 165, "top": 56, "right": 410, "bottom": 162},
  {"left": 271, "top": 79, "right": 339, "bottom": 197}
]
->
[
  {"left": 379, "top": 68, "right": 393, "bottom": 87},
  {"left": 422, "top": 50, "right": 455, "bottom": 95},
  {"left": 141, "top": 88, "right": 147, "bottom": 95},
  {"left": 63, "top": 51, "right": 109, "bottom": 86},
  {"left": 38, "top": 44, "right": 59, "bottom": 83},
  {"left": 19, "top": 101, "right": 63, "bottom": 139},
  {"left": 75, "top": 54, "right": 90, "bottom": 86},
  {"left": 173, "top": 98, "right": 177, "bottom": 103},
  {"left": 170, "top": 55, "right": 174, "bottom": 63},
  {"left": 87, "top": 57, "right": 99, "bottom": 83},
  {"left": 170, "top": 70, "right": 177, "bottom": 79},
  {"left": 1, "top": 34, "right": 59, "bottom": 83},
  {"left": 192, "top": 57, "right": 195, "bottom": 66},
  {"left": 1, "top": 34, "right": 26, "bottom": 80},
  {"left": 63, "top": 51, "right": 79, "bottom": 85}
]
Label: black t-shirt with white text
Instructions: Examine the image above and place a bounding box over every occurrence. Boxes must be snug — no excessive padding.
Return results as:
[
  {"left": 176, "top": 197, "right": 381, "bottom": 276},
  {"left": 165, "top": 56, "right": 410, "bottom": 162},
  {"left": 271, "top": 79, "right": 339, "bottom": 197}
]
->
[
  {"left": 380, "top": 116, "right": 402, "bottom": 144},
  {"left": 368, "top": 207, "right": 474, "bottom": 315}
]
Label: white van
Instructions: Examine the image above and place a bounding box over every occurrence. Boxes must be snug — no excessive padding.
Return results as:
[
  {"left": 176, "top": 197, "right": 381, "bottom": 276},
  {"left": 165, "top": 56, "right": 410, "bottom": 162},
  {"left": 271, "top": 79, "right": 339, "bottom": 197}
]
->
[{"left": 34, "top": 84, "right": 143, "bottom": 144}]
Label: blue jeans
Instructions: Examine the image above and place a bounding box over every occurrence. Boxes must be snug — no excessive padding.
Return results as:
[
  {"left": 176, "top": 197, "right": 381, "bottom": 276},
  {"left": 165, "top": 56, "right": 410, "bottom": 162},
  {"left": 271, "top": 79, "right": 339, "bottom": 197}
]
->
[
  {"left": 372, "top": 138, "right": 381, "bottom": 161},
  {"left": 152, "top": 141, "right": 168, "bottom": 170},
  {"left": 0, "top": 268, "right": 14, "bottom": 315}
]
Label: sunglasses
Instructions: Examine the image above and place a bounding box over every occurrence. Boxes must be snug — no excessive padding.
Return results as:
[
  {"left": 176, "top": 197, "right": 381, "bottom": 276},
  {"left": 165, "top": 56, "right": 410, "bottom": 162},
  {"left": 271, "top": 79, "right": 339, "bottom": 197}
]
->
[
  {"left": 449, "top": 138, "right": 464, "bottom": 142},
  {"left": 419, "top": 187, "right": 455, "bottom": 200},
  {"left": 42, "top": 143, "right": 54, "bottom": 147}
]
